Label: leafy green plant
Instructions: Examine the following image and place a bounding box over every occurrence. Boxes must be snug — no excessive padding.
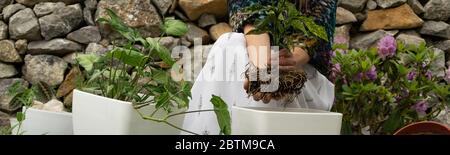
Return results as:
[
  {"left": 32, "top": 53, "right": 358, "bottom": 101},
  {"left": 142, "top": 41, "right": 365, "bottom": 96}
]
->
[
  {"left": 244, "top": 0, "right": 328, "bottom": 50},
  {"left": 0, "top": 126, "right": 14, "bottom": 135},
  {"left": 4, "top": 80, "right": 60, "bottom": 135},
  {"left": 75, "top": 9, "right": 231, "bottom": 135},
  {"left": 332, "top": 36, "right": 450, "bottom": 135},
  {"left": 243, "top": 0, "right": 328, "bottom": 102}
]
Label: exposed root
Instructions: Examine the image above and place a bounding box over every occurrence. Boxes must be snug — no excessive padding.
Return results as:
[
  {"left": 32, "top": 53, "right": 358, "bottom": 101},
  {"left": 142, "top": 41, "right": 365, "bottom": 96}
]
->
[{"left": 245, "top": 63, "right": 307, "bottom": 103}]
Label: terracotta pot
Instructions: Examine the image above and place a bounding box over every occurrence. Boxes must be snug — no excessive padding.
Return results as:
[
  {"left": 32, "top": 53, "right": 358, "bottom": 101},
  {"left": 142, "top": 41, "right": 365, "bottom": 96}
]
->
[{"left": 394, "top": 121, "right": 450, "bottom": 135}]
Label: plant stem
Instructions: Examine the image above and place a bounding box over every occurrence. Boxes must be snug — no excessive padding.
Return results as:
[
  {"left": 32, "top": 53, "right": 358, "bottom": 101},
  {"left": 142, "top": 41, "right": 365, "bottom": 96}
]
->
[{"left": 165, "top": 110, "right": 215, "bottom": 120}]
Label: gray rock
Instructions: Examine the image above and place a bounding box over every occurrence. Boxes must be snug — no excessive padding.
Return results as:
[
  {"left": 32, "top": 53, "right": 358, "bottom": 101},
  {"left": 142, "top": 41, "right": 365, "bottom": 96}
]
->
[
  {"left": 350, "top": 30, "right": 391, "bottom": 50},
  {"left": 0, "top": 21, "right": 7, "bottom": 40},
  {"left": 334, "top": 24, "right": 352, "bottom": 47},
  {"left": 66, "top": 26, "right": 101, "bottom": 44},
  {"left": 396, "top": 34, "right": 426, "bottom": 47},
  {"left": 2, "top": 4, "right": 26, "bottom": 21},
  {"left": 0, "top": 78, "right": 28, "bottom": 113},
  {"left": 184, "top": 23, "right": 210, "bottom": 45},
  {"left": 339, "top": 0, "right": 368, "bottom": 13},
  {"left": 22, "top": 54, "right": 68, "bottom": 86},
  {"left": 39, "top": 4, "right": 83, "bottom": 40},
  {"left": 423, "top": 0, "right": 450, "bottom": 21},
  {"left": 28, "top": 39, "right": 83, "bottom": 55},
  {"left": 84, "top": 0, "right": 97, "bottom": 10},
  {"left": 430, "top": 48, "right": 446, "bottom": 78},
  {"left": 198, "top": 14, "right": 217, "bottom": 28},
  {"left": 155, "top": 37, "right": 181, "bottom": 51},
  {"left": 434, "top": 40, "right": 450, "bottom": 53},
  {"left": 0, "top": 62, "right": 17, "bottom": 78},
  {"left": 400, "top": 30, "right": 421, "bottom": 37},
  {"left": 376, "top": 0, "right": 407, "bottom": 9},
  {"left": 9, "top": 8, "right": 42, "bottom": 41},
  {"left": 419, "top": 21, "right": 450, "bottom": 39},
  {"left": 181, "top": 37, "right": 191, "bottom": 47},
  {"left": 85, "top": 43, "right": 107, "bottom": 55},
  {"left": 0, "top": 40, "right": 22, "bottom": 63},
  {"left": 151, "top": 0, "right": 172, "bottom": 15},
  {"left": 336, "top": 7, "right": 357, "bottom": 25},
  {"left": 386, "top": 30, "right": 400, "bottom": 36},
  {"left": 355, "top": 12, "right": 367, "bottom": 22},
  {"left": 96, "top": 0, "right": 162, "bottom": 38},
  {"left": 15, "top": 0, "right": 82, "bottom": 7},
  {"left": 83, "top": 7, "right": 95, "bottom": 26},
  {"left": 15, "top": 39, "right": 28, "bottom": 55},
  {"left": 407, "top": 0, "right": 425, "bottom": 15},
  {"left": 33, "top": 2, "right": 65, "bottom": 17},
  {"left": 62, "top": 52, "right": 81, "bottom": 64},
  {"left": 0, "top": 111, "right": 9, "bottom": 127},
  {"left": 0, "top": 0, "right": 12, "bottom": 11},
  {"left": 366, "top": 0, "right": 378, "bottom": 10},
  {"left": 174, "top": 10, "right": 189, "bottom": 22}
]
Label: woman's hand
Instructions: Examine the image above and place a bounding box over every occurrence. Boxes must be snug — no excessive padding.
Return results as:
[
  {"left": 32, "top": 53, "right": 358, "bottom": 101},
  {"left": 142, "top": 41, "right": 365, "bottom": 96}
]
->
[
  {"left": 244, "top": 47, "right": 310, "bottom": 103},
  {"left": 277, "top": 47, "right": 310, "bottom": 72}
]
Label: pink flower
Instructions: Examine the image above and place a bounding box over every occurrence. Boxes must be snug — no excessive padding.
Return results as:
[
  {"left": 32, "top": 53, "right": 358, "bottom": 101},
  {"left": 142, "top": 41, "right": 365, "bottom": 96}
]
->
[
  {"left": 365, "top": 66, "right": 377, "bottom": 81},
  {"left": 445, "top": 67, "right": 450, "bottom": 83},
  {"left": 334, "top": 36, "right": 348, "bottom": 45},
  {"left": 425, "top": 70, "right": 432, "bottom": 80},
  {"left": 407, "top": 70, "right": 417, "bottom": 81},
  {"left": 353, "top": 72, "right": 363, "bottom": 82},
  {"left": 377, "top": 36, "right": 397, "bottom": 60},
  {"left": 412, "top": 100, "right": 428, "bottom": 115}
]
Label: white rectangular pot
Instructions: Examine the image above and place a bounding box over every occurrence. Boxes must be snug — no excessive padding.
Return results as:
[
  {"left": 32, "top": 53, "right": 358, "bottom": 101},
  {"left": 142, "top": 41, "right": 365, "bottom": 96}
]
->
[
  {"left": 72, "top": 89, "right": 185, "bottom": 135},
  {"left": 232, "top": 106, "right": 343, "bottom": 135},
  {"left": 10, "top": 108, "right": 73, "bottom": 135}
]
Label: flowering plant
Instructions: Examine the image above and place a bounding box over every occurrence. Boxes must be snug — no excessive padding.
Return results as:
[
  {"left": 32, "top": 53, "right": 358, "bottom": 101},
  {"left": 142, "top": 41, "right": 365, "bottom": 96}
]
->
[{"left": 332, "top": 36, "right": 450, "bottom": 135}]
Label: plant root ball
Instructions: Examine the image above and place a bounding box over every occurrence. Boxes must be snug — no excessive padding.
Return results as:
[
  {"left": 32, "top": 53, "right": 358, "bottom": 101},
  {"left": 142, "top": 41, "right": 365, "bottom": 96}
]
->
[{"left": 244, "top": 63, "right": 307, "bottom": 103}]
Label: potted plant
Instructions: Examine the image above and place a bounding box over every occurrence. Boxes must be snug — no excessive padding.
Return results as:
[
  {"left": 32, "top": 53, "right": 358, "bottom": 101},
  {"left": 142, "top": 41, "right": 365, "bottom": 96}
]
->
[
  {"left": 394, "top": 121, "right": 450, "bottom": 135},
  {"left": 8, "top": 82, "right": 73, "bottom": 135},
  {"left": 72, "top": 9, "right": 231, "bottom": 135},
  {"left": 332, "top": 35, "right": 450, "bottom": 135},
  {"left": 232, "top": 106, "right": 342, "bottom": 135}
]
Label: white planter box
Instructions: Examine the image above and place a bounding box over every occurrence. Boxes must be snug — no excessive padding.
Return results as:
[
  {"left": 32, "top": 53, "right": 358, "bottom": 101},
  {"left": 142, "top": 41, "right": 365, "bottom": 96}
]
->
[
  {"left": 10, "top": 108, "right": 73, "bottom": 135},
  {"left": 232, "top": 106, "right": 343, "bottom": 135},
  {"left": 72, "top": 89, "right": 185, "bottom": 135}
]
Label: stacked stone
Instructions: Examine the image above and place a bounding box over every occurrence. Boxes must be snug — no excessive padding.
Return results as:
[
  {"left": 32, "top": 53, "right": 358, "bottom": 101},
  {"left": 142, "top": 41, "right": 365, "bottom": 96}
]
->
[
  {"left": 2, "top": 0, "right": 449, "bottom": 127},
  {"left": 335, "top": 0, "right": 449, "bottom": 76},
  {"left": 0, "top": 0, "right": 231, "bottom": 126}
]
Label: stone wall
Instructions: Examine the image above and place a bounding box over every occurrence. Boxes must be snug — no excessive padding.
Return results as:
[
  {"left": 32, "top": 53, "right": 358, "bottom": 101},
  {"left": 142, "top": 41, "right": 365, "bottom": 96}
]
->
[
  {"left": 0, "top": 0, "right": 231, "bottom": 125},
  {"left": 1, "top": 0, "right": 450, "bottom": 126},
  {"left": 336, "top": 0, "right": 449, "bottom": 68}
]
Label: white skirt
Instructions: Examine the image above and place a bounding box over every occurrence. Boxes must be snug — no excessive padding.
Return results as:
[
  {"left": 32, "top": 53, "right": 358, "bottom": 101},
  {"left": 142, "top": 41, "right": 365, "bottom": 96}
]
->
[{"left": 181, "top": 32, "right": 335, "bottom": 135}]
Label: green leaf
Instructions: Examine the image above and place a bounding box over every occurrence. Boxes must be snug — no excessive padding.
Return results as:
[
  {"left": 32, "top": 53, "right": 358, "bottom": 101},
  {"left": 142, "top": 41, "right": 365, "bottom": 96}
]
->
[
  {"left": 382, "top": 111, "right": 403, "bottom": 134},
  {"left": 156, "top": 92, "right": 170, "bottom": 109},
  {"left": 162, "top": 18, "right": 188, "bottom": 37},
  {"left": 172, "top": 95, "right": 188, "bottom": 109},
  {"left": 146, "top": 38, "right": 175, "bottom": 66},
  {"left": 303, "top": 17, "right": 328, "bottom": 41},
  {"left": 98, "top": 9, "right": 141, "bottom": 41},
  {"left": 106, "top": 48, "right": 148, "bottom": 67},
  {"left": 210, "top": 95, "right": 231, "bottom": 135},
  {"left": 76, "top": 54, "right": 101, "bottom": 72},
  {"left": 152, "top": 69, "right": 170, "bottom": 84},
  {"left": 16, "top": 112, "right": 25, "bottom": 122},
  {"left": 291, "top": 20, "right": 307, "bottom": 34},
  {"left": 245, "top": 29, "right": 267, "bottom": 35}
]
